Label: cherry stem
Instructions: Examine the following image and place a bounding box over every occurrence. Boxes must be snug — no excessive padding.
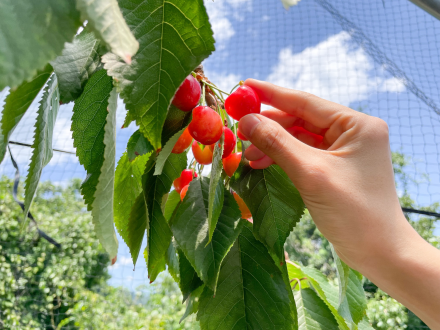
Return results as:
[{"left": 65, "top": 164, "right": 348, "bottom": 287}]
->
[
  {"left": 233, "top": 119, "right": 238, "bottom": 153},
  {"left": 230, "top": 82, "right": 241, "bottom": 94},
  {"left": 203, "top": 81, "right": 230, "bottom": 96}
]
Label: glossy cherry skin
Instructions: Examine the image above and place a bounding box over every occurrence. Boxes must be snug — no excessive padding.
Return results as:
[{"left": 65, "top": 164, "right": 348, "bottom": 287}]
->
[
  {"left": 222, "top": 152, "right": 241, "bottom": 177},
  {"left": 237, "top": 128, "right": 248, "bottom": 141},
  {"left": 233, "top": 192, "right": 252, "bottom": 220},
  {"left": 209, "top": 127, "right": 236, "bottom": 159},
  {"left": 172, "top": 127, "right": 193, "bottom": 154},
  {"left": 172, "top": 75, "right": 201, "bottom": 112},
  {"left": 225, "top": 85, "right": 261, "bottom": 121},
  {"left": 173, "top": 169, "right": 196, "bottom": 193},
  {"left": 180, "top": 185, "right": 189, "bottom": 201},
  {"left": 192, "top": 140, "right": 213, "bottom": 165},
  {"left": 188, "top": 106, "right": 223, "bottom": 145}
]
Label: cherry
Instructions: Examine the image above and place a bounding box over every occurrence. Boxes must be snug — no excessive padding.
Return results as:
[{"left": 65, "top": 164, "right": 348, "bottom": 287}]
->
[
  {"left": 192, "top": 140, "right": 213, "bottom": 165},
  {"left": 222, "top": 152, "right": 242, "bottom": 177},
  {"left": 209, "top": 127, "right": 236, "bottom": 159},
  {"left": 173, "top": 169, "right": 196, "bottom": 193},
  {"left": 237, "top": 128, "right": 248, "bottom": 141},
  {"left": 188, "top": 106, "right": 223, "bottom": 145},
  {"left": 180, "top": 185, "right": 189, "bottom": 201},
  {"left": 233, "top": 192, "right": 252, "bottom": 220},
  {"left": 172, "top": 127, "right": 193, "bottom": 154},
  {"left": 225, "top": 85, "right": 261, "bottom": 121},
  {"left": 172, "top": 75, "right": 201, "bottom": 112}
]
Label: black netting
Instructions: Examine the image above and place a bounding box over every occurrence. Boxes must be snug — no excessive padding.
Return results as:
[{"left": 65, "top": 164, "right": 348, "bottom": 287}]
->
[{"left": 1, "top": 0, "right": 439, "bottom": 328}]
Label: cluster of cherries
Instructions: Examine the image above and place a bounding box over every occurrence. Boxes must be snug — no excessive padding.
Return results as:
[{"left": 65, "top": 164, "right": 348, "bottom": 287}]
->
[{"left": 170, "top": 73, "right": 260, "bottom": 219}]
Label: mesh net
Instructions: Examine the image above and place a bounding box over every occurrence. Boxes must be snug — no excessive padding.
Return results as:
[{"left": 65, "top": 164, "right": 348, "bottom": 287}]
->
[{"left": 0, "top": 0, "right": 439, "bottom": 328}]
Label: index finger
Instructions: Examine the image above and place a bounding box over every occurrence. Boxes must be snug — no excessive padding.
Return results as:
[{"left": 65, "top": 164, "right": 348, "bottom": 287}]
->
[{"left": 244, "top": 79, "right": 355, "bottom": 129}]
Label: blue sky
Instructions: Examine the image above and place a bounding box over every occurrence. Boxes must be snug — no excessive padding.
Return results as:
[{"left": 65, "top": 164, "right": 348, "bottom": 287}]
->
[{"left": 1, "top": 0, "right": 439, "bottom": 289}]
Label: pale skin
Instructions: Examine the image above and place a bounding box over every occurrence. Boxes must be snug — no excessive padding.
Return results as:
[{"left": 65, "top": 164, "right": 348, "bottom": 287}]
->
[{"left": 238, "top": 79, "right": 440, "bottom": 329}]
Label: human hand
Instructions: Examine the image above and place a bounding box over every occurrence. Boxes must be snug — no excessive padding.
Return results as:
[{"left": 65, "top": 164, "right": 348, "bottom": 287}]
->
[
  {"left": 238, "top": 79, "right": 440, "bottom": 328},
  {"left": 239, "top": 78, "right": 405, "bottom": 270}
]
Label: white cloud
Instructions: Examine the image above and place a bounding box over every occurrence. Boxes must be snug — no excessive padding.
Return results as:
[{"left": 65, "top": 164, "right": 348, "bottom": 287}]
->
[
  {"left": 204, "top": 0, "right": 252, "bottom": 49},
  {"left": 267, "top": 31, "right": 405, "bottom": 107}
]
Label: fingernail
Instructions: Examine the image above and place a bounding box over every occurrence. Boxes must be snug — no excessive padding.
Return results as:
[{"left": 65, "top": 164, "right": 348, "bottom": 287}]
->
[{"left": 239, "top": 114, "right": 261, "bottom": 138}]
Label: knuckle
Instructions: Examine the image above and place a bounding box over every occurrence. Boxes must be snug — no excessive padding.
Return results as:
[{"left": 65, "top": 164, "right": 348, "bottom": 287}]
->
[
  {"left": 367, "top": 117, "right": 389, "bottom": 141},
  {"left": 259, "top": 125, "right": 283, "bottom": 153}
]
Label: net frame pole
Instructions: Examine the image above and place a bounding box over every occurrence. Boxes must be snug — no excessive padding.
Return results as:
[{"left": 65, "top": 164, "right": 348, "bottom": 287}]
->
[{"left": 408, "top": 0, "right": 440, "bottom": 21}]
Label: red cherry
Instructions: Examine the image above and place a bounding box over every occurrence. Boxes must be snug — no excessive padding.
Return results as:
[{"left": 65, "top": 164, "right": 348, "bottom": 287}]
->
[
  {"left": 222, "top": 152, "right": 242, "bottom": 177},
  {"left": 188, "top": 106, "right": 223, "bottom": 145},
  {"left": 209, "top": 127, "right": 236, "bottom": 159},
  {"left": 237, "top": 128, "right": 248, "bottom": 141},
  {"left": 172, "top": 127, "right": 193, "bottom": 154},
  {"left": 172, "top": 75, "right": 201, "bottom": 112},
  {"left": 225, "top": 85, "right": 261, "bottom": 121},
  {"left": 192, "top": 140, "right": 213, "bottom": 165},
  {"left": 180, "top": 185, "right": 189, "bottom": 201},
  {"left": 233, "top": 192, "right": 252, "bottom": 220},
  {"left": 173, "top": 169, "right": 196, "bottom": 193}
]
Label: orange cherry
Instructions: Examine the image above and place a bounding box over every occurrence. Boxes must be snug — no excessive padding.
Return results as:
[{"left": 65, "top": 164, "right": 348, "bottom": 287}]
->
[
  {"left": 222, "top": 152, "right": 242, "bottom": 177},
  {"left": 233, "top": 192, "right": 252, "bottom": 220},
  {"left": 192, "top": 140, "right": 213, "bottom": 165}
]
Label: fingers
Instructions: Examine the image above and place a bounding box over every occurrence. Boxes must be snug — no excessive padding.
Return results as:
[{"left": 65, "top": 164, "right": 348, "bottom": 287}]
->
[
  {"left": 249, "top": 155, "right": 275, "bottom": 169},
  {"left": 261, "top": 109, "right": 328, "bottom": 136},
  {"left": 245, "top": 79, "right": 356, "bottom": 130},
  {"left": 239, "top": 114, "right": 317, "bottom": 175}
]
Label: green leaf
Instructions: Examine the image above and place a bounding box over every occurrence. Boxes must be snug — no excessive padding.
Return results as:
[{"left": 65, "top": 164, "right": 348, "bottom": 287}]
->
[
  {"left": 164, "top": 190, "right": 181, "bottom": 222},
  {"left": 51, "top": 30, "right": 101, "bottom": 104},
  {"left": 76, "top": 0, "right": 138, "bottom": 64},
  {"left": 207, "top": 134, "right": 224, "bottom": 243},
  {"left": 171, "top": 180, "right": 243, "bottom": 291},
  {"left": 230, "top": 163, "right": 305, "bottom": 264},
  {"left": 301, "top": 267, "right": 350, "bottom": 330},
  {"left": 0, "top": 0, "right": 81, "bottom": 90},
  {"left": 178, "top": 248, "right": 203, "bottom": 302},
  {"left": 197, "top": 222, "right": 297, "bottom": 330},
  {"left": 71, "top": 69, "right": 118, "bottom": 258},
  {"left": 294, "top": 288, "right": 339, "bottom": 330},
  {"left": 331, "top": 246, "right": 367, "bottom": 326},
  {"left": 126, "top": 192, "right": 148, "bottom": 266},
  {"left": 126, "top": 130, "right": 154, "bottom": 162},
  {"left": 161, "top": 105, "right": 192, "bottom": 146},
  {"left": 24, "top": 74, "right": 60, "bottom": 221},
  {"left": 154, "top": 126, "right": 188, "bottom": 175},
  {"left": 0, "top": 64, "right": 53, "bottom": 164},
  {"left": 72, "top": 69, "right": 113, "bottom": 208},
  {"left": 114, "top": 152, "right": 151, "bottom": 244},
  {"left": 358, "top": 318, "right": 375, "bottom": 330},
  {"left": 143, "top": 153, "right": 187, "bottom": 282},
  {"left": 180, "top": 284, "right": 204, "bottom": 323},
  {"left": 286, "top": 261, "right": 310, "bottom": 290},
  {"left": 102, "top": 0, "right": 215, "bottom": 149},
  {"left": 166, "top": 240, "right": 180, "bottom": 283}
]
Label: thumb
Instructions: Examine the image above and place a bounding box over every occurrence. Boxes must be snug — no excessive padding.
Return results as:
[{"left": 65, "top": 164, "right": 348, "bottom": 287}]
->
[{"left": 238, "top": 114, "right": 316, "bottom": 177}]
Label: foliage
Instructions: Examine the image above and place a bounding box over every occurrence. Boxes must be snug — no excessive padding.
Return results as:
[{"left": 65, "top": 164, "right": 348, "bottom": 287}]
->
[
  {"left": 62, "top": 275, "right": 200, "bottom": 330},
  {"left": 0, "top": 2, "right": 436, "bottom": 329},
  {"left": 0, "top": 177, "right": 110, "bottom": 329}
]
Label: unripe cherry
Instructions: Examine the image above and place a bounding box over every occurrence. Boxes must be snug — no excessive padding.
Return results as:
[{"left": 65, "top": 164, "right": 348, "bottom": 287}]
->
[
  {"left": 222, "top": 152, "right": 242, "bottom": 177},
  {"left": 225, "top": 85, "right": 261, "bottom": 121},
  {"left": 192, "top": 140, "right": 213, "bottom": 165},
  {"left": 180, "top": 185, "right": 189, "bottom": 201},
  {"left": 172, "top": 75, "right": 201, "bottom": 112},
  {"left": 172, "top": 127, "right": 193, "bottom": 154},
  {"left": 237, "top": 128, "right": 248, "bottom": 141},
  {"left": 173, "top": 169, "right": 196, "bottom": 193},
  {"left": 188, "top": 106, "right": 223, "bottom": 145},
  {"left": 233, "top": 192, "right": 252, "bottom": 220},
  {"left": 209, "top": 127, "right": 236, "bottom": 159}
]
